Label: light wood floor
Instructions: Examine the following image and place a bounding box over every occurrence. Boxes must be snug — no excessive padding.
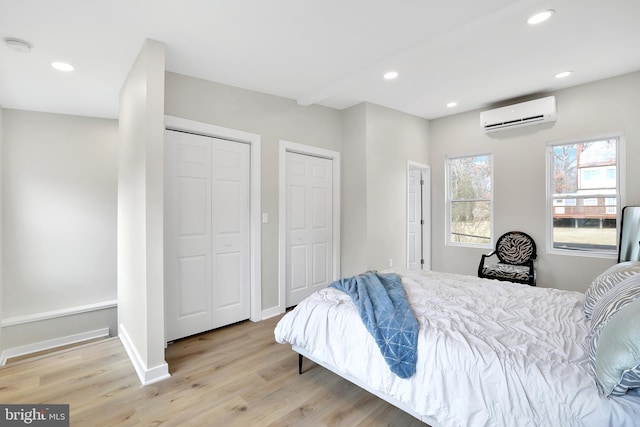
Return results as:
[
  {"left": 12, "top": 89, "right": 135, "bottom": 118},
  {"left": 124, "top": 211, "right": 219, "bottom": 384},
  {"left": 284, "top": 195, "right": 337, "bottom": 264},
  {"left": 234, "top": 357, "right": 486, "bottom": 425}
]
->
[{"left": 0, "top": 314, "right": 428, "bottom": 426}]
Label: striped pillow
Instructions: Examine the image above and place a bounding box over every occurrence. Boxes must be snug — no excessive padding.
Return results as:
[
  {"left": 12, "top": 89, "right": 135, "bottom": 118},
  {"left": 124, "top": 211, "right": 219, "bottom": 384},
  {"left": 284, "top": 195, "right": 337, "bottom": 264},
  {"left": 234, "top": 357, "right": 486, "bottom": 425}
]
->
[
  {"left": 589, "top": 274, "right": 640, "bottom": 396},
  {"left": 583, "top": 262, "right": 640, "bottom": 319}
]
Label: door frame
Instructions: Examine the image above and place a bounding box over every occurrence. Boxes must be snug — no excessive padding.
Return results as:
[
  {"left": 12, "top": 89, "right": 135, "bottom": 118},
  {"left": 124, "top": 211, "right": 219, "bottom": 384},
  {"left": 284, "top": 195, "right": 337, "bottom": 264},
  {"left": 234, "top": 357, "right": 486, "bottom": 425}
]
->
[
  {"left": 407, "top": 161, "right": 431, "bottom": 270},
  {"left": 278, "top": 140, "right": 340, "bottom": 313},
  {"left": 164, "top": 115, "right": 262, "bottom": 322}
]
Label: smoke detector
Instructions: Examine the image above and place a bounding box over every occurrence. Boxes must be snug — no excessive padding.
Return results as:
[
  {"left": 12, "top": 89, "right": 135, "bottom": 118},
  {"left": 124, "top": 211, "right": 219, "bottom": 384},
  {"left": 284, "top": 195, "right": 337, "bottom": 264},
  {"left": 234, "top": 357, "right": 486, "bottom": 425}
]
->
[{"left": 4, "top": 38, "right": 32, "bottom": 53}]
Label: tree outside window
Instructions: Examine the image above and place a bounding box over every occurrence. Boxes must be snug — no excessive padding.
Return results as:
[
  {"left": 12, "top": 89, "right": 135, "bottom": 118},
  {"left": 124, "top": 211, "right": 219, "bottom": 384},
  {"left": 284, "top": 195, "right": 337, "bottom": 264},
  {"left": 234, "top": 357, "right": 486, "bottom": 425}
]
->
[{"left": 447, "top": 154, "right": 492, "bottom": 246}]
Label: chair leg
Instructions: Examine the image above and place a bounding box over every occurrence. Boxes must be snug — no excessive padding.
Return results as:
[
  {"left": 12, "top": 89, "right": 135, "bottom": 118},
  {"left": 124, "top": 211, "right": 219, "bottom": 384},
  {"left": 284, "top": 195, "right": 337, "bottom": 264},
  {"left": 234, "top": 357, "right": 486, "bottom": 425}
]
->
[{"left": 298, "top": 354, "right": 303, "bottom": 374}]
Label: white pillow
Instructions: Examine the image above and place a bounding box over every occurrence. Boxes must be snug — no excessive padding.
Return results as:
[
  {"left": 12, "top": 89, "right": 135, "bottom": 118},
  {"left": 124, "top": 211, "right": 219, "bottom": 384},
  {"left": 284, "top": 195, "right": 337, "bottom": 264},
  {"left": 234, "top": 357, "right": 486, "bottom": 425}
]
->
[{"left": 593, "top": 298, "right": 640, "bottom": 396}]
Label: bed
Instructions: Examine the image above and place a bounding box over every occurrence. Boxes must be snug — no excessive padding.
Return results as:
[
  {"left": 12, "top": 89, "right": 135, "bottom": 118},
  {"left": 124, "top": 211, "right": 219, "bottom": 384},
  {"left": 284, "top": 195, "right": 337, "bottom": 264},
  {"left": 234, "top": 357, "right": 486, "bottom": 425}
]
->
[{"left": 274, "top": 268, "right": 640, "bottom": 426}]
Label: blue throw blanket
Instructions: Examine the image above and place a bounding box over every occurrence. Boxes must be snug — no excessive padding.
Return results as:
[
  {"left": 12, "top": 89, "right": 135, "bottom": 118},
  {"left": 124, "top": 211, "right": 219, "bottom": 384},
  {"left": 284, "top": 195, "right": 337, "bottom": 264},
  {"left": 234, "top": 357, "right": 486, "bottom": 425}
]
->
[{"left": 329, "top": 271, "right": 418, "bottom": 378}]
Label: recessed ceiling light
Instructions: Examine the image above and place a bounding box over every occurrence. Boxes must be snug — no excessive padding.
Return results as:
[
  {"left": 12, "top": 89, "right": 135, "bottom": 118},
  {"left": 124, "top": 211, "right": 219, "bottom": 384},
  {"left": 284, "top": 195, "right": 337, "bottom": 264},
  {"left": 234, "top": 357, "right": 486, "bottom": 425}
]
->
[
  {"left": 4, "top": 37, "right": 32, "bottom": 53},
  {"left": 446, "top": 102, "right": 458, "bottom": 108},
  {"left": 51, "top": 61, "right": 74, "bottom": 72},
  {"left": 527, "top": 9, "right": 554, "bottom": 25},
  {"left": 555, "top": 71, "right": 572, "bottom": 79},
  {"left": 384, "top": 71, "right": 398, "bottom": 80}
]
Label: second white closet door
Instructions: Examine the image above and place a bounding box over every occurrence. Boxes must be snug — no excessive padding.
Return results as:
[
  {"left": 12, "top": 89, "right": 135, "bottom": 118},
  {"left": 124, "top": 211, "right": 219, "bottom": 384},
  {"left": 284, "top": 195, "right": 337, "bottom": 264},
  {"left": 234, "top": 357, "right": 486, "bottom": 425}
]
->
[{"left": 286, "top": 151, "right": 333, "bottom": 307}]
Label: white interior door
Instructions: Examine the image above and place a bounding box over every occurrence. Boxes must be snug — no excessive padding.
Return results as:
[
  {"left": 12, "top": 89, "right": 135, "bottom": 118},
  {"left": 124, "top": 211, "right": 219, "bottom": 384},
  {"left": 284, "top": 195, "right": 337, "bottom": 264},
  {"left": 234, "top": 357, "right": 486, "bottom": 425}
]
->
[
  {"left": 407, "top": 164, "right": 431, "bottom": 271},
  {"left": 211, "top": 139, "right": 250, "bottom": 328},
  {"left": 286, "top": 152, "right": 333, "bottom": 307},
  {"left": 408, "top": 168, "right": 422, "bottom": 270},
  {"left": 165, "top": 130, "right": 250, "bottom": 341}
]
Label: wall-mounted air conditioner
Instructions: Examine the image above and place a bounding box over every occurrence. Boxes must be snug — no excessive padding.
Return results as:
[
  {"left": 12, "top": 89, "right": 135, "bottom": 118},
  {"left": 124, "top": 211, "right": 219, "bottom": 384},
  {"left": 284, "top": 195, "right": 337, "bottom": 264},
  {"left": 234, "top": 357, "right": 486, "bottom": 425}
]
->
[{"left": 480, "top": 96, "right": 556, "bottom": 133}]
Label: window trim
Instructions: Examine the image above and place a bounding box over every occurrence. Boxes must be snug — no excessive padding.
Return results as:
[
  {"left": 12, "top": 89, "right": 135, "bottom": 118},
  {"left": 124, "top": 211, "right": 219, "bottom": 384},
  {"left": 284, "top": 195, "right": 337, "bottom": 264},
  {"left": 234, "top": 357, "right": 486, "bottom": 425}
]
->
[
  {"left": 445, "top": 152, "right": 494, "bottom": 249},
  {"left": 545, "top": 134, "right": 625, "bottom": 258}
]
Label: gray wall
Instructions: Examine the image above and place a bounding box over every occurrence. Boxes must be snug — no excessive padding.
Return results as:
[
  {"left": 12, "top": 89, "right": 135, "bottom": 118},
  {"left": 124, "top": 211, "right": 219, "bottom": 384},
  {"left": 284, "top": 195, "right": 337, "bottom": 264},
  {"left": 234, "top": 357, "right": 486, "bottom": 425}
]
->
[
  {"left": 1, "top": 108, "right": 118, "bottom": 353},
  {"left": 365, "top": 104, "right": 430, "bottom": 271},
  {"left": 341, "top": 104, "right": 368, "bottom": 275},
  {"left": 429, "top": 71, "right": 640, "bottom": 292},
  {"left": 342, "top": 103, "right": 430, "bottom": 276},
  {"left": 164, "top": 72, "right": 343, "bottom": 311}
]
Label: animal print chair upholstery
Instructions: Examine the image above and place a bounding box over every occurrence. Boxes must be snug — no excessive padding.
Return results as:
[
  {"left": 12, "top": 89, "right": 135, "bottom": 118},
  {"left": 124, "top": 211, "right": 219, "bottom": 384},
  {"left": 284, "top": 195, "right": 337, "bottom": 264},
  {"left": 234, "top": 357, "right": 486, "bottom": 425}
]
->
[{"left": 478, "top": 231, "right": 537, "bottom": 286}]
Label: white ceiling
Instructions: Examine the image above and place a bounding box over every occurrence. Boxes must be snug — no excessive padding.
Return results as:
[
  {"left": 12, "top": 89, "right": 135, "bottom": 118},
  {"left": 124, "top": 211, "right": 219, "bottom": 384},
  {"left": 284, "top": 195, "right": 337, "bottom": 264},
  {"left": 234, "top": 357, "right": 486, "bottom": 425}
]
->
[{"left": 1, "top": 0, "right": 639, "bottom": 120}]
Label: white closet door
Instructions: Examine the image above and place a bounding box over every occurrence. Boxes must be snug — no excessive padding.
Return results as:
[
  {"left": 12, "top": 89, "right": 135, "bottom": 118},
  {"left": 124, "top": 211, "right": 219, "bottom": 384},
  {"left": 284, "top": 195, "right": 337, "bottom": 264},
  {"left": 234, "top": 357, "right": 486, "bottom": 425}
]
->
[
  {"left": 286, "top": 152, "right": 333, "bottom": 307},
  {"left": 210, "top": 139, "right": 250, "bottom": 328},
  {"left": 165, "top": 130, "right": 250, "bottom": 341},
  {"left": 165, "top": 131, "right": 213, "bottom": 341}
]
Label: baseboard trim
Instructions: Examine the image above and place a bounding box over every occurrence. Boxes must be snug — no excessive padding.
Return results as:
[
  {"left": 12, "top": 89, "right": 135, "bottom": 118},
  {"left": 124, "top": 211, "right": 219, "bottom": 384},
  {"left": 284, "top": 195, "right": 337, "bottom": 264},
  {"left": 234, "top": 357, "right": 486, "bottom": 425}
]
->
[
  {"left": 118, "top": 323, "right": 170, "bottom": 386},
  {"left": 261, "top": 306, "right": 284, "bottom": 320},
  {"left": 1, "top": 300, "right": 118, "bottom": 327},
  {"left": 0, "top": 328, "right": 110, "bottom": 365}
]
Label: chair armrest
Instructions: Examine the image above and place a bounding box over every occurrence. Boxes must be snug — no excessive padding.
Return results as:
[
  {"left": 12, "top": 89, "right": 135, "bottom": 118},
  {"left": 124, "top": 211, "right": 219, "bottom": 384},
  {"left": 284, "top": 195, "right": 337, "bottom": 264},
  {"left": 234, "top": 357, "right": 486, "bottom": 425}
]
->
[
  {"left": 527, "top": 260, "right": 535, "bottom": 281},
  {"left": 482, "top": 250, "right": 497, "bottom": 258},
  {"left": 478, "top": 251, "right": 497, "bottom": 277}
]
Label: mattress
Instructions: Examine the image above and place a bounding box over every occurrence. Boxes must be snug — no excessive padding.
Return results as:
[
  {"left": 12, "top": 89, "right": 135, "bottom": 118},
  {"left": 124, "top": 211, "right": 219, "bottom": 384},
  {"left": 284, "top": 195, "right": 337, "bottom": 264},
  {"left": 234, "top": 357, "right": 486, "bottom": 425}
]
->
[{"left": 274, "top": 270, "right": 640, "bottom": 426}]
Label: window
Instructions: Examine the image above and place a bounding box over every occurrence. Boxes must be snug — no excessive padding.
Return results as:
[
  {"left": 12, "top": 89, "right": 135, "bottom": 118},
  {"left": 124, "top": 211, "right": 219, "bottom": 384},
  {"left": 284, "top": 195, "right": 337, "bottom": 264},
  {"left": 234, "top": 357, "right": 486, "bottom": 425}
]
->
[
  {"left": 447, "top": 153, "right": 493, "bottom": 246},
  {"left": 547, "top": 137, "right": 622, "bottom": 255}
]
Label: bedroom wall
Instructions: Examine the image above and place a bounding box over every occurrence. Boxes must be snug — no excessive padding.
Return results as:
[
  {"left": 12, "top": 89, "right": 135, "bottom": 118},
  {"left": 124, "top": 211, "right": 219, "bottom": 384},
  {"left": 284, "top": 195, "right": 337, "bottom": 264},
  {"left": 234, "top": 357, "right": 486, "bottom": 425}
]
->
[
  {"left": 341, "top": 104, "right": 368, "bottom": 276},
  {"left": 341, "top": 103, "right": 430, "bottom": 276},
  {"left": 365, "top": 104, "right": 430, "bottom": 271},
  {"left": 429, "top": 71, "right": 640, "bottom": 292},
  {"left": 118, "top": 39, "right": 169, "bottom": 384},
  {"left": 164, "top": 71, "right": 342, "bottom": 312},
  {"left": 0, "top": 108, "right": 118, "bottom": 359}
]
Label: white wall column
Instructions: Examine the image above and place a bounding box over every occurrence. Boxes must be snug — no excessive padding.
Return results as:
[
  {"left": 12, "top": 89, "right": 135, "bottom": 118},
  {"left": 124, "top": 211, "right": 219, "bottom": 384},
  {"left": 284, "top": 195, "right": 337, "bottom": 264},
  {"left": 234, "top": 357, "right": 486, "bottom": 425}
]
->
[{"left": 118, "top": 39, "right": 169, "bottom": 385}]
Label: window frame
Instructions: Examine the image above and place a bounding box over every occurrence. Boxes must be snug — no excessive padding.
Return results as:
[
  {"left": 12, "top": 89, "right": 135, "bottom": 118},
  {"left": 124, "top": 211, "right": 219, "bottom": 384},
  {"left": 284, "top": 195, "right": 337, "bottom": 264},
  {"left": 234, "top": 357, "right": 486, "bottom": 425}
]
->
[
  {"left": 445, "top": 152, "right": 494, "bottom": 249},
  {"left": 545, "top": 135, "right": 625, "bottom": 258}
]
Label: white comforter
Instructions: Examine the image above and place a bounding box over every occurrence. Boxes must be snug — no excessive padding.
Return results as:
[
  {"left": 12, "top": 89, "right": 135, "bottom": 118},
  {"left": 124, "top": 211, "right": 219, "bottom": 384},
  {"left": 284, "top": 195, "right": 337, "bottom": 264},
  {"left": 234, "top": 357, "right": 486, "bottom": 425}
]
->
[{"left": 274, "top": 270, "right": 640, "bottom": 427}]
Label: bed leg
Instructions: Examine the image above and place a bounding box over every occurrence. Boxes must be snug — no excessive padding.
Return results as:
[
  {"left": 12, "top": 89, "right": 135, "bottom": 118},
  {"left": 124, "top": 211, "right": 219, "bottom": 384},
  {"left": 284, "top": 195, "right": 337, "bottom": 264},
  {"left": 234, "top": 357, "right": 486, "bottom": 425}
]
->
[{"left": 298, "top": 354, "right": 303, "bottom": 374}]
